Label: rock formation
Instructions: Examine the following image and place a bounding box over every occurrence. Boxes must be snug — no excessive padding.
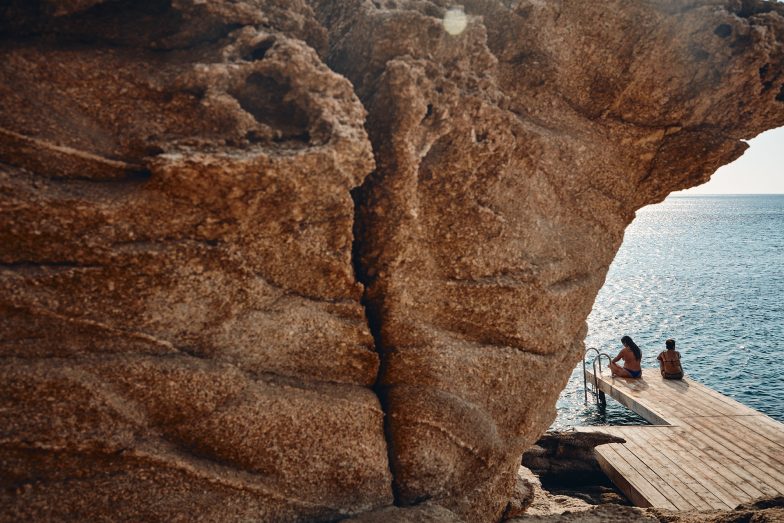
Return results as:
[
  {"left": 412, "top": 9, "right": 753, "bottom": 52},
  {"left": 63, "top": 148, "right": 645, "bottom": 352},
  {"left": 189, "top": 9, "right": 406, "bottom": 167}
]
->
[
  {"left": 522, "top": 432, "right": 629, "bottom": 508},
  {"left": 0, "top": 1, "right": 390, "bottom": 521},
  {"left": 311, "top": 0, "right": 784, "bottom": 520},
  {"left": 1, "top": 0, "right": 783, "bottom": 521},
  {"left": 523, "top": 431, "right": 626, "bottom": 484}
]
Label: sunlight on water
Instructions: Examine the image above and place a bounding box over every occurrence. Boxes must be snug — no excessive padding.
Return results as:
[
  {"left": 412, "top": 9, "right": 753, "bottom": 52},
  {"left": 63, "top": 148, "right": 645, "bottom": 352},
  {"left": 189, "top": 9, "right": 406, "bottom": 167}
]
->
[{"left": 553, "top": 195, "right": 784, "bottom": 429}]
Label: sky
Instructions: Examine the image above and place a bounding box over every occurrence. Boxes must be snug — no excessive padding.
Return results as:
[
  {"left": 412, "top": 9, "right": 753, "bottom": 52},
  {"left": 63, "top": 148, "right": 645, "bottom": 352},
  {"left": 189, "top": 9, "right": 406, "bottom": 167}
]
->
[{"left": 676, "top": 126, "right": 784, "bottom": 195}]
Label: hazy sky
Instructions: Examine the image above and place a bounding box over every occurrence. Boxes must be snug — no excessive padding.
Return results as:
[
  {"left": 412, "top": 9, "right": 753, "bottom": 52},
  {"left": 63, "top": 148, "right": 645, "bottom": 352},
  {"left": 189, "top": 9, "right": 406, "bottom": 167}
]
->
[{"left": 676, "top": 126, "right": 784, "bottom": 195}]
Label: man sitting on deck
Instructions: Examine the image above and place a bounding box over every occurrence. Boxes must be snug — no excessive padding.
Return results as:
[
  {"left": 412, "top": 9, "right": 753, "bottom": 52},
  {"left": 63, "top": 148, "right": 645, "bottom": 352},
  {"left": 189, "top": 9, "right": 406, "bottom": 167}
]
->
[
  {"left": 657, "top": 338, "right": 684, "bottom": 380},
  {"left": 609, "top": 335, "right": 643, "bottom": 378}
]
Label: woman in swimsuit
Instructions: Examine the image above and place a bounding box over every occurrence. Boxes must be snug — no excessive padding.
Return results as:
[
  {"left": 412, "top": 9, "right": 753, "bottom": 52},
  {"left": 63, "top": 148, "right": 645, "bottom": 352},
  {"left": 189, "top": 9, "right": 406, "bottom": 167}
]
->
[{"left": 609, "top": 335, "right": 642, "bottom": 378}]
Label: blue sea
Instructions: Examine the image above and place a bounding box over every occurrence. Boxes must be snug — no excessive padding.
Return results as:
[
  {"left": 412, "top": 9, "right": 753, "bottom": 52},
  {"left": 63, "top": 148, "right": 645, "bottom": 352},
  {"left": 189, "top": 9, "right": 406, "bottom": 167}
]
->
[{"left": 553, "top": 195, "right": 784, "bottom": 428}]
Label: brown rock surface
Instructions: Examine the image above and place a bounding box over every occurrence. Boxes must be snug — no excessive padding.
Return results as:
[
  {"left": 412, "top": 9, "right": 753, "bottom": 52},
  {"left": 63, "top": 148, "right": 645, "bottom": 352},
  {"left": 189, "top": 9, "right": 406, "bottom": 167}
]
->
[
  {"left": 343, "top": 502, "right": 465, "bottom": 523},
  {"left": 0, "top": 1, "right": 391, "bottom": 521},
  {"left": 1, "top": 0, "right": 783, "bottom": 521},
  {"left": 312, "top": 0, "right": 784, "bottom": 520},
  {"left": 521, "top": 433, "right": 630, "bottom": 509},
  {"left": 523, "top": 430, "right": 626, "bottom": 483},
  {"left": 510, "top": 495, "right": 784, "bottom": 522},
  {"left": 511, "top": 504, "right": 659, "bottom": 523},
  {"left": 515, "top": 465, "right": 595, "bottom": 518}
]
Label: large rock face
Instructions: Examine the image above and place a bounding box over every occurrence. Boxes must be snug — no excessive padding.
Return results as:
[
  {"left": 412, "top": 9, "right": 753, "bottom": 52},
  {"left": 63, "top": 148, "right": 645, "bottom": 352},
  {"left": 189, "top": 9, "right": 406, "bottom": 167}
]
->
[
  {"left": 311, "top": 0, "right": 784, "bottom": 520},
  {"left": 0, "top": 1, "right": 391, "bottom": 521},
  {"left": 1, "top": 0, "right": 783, "bottom": 521}
]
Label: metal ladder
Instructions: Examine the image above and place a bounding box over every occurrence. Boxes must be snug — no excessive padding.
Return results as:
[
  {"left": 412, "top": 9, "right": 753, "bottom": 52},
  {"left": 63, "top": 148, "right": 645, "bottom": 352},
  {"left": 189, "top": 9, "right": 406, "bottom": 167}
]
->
[{"left": 583, "top": 347, "right": 612, "bottom": 406}]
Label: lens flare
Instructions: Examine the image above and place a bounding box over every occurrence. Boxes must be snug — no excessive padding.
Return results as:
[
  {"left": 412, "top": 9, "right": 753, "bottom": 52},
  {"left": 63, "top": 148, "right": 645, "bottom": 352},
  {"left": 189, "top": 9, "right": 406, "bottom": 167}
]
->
[{"left": 443, "top": 8, "right": 468, "bottom": 36}]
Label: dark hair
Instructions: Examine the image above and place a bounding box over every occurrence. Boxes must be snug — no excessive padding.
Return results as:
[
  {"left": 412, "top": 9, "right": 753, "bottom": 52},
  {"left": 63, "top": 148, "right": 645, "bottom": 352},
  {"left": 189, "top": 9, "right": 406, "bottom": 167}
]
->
[
  {"left": 621, "top": 335, "right": 642, "bottom": 361},
  {"left": 666, "top": 339, "right": 675, "bottom": 350}
]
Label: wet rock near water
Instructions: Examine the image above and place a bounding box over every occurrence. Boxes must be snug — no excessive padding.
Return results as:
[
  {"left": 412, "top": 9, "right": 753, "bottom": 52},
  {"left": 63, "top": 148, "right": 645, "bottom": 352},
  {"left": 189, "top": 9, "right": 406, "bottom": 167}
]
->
[{"left": 2, "top": 1, "right": 784, "bottom": 521}]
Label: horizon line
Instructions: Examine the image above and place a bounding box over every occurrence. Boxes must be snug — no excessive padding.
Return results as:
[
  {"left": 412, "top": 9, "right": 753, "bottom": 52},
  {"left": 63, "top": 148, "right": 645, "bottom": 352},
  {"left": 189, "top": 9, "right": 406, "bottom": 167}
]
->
[{"left": 669, "top": 193, "right": 784, "bottom": 197}]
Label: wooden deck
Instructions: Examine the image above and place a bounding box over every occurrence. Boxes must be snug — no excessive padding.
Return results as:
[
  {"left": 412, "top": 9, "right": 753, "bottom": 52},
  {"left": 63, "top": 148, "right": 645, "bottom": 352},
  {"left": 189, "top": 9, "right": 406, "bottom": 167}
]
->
[{"left": 579, "top": 367, "right": 784, "bottom": 510}]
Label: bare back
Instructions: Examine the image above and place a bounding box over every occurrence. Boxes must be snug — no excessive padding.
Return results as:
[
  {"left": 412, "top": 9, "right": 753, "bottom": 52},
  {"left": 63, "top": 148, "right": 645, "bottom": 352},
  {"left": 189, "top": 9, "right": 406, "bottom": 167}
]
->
[
  {"left": 618, "top": 346, "right": 641, "bottom": 371},
  {"left": 658, "top": 349, "right": 683, "bottom": 377}
]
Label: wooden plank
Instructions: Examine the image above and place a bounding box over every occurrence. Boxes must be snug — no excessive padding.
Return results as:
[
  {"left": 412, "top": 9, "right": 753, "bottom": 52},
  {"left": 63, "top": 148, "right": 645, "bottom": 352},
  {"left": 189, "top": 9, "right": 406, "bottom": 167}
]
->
[
  {"left": 685, "top": 414, "right": 784, "bottom": 468},
  {"left": 646, "top": 425, "right": 768, "bottom": 502},
  {"left": 585, "top": 369, "right": 668, "bottom": 425},
  {"left": 640, "top": 385, "right": 715, "bottom": 420},
  {"left": 665, "top": 382, "right": 750, "bottom": 417},
  {"left": 722, "top": 417, "right": 784, "bottom": 460},
  {"left": 623, "top": 427, "right": 730, "bottom": 509},
  {"left": 587, "top": 424, "right": 771, "bottom": 503},
  {"left": 580, "top": 366, "right": 784, "bottom": 509},
  {"left": 654, "top": 388, "right": 729, "bottom": 421},
  {"left": 593, "top": 444, "right": 677, "bottom": 509},
  {"left": 627, "top": 426, "right": 744, "bottom": 508},
  {"left": 595, "top": 371, "right": 746, "bottom": 417},
  {"left": 730, "top": 415, "right": 784, "bottom": 451},
  {"left": 610, "top": 430, "right": 706, "bottom": 510},
  {"left": 683, "top": 432, "right": 780, "bottom": 499},
  {"left": 635, "top": 377, "right": 740, "bottom": 419},
  {"left": 680, "top": 416, "right": 784, "bottom": 489},
  {"left": 609, "top": 374, "right": 698, "bottom": 414},
  {"left": 750, "top": 412, "right": 784, "bottom": 433},
  {"left": 607, "top": 441, "right": 697, "bottom": 510},
  {"left": 616, "top": 427, "right": 731, "bottom": 510},
  {"left": 669, "top": 415, "right": 784, "bottom": 495},
  {"left": 593, "top": 447, "right": 654, "bottom": 509},
  {"left": 653, "top": 395, "right": 784, "bottom": 492},
  {"left": 688, "top": 380, "right": 765, "bottom": 414},
  {"left": 588, "top": 369, "right": 782, "bottom": 424}
]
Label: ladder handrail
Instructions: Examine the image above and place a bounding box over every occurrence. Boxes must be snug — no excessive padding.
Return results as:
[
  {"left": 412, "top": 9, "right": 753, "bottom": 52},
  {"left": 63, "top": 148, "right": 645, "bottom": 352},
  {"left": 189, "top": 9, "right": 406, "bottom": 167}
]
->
[
  {"left": 593, "top": 351, "right": 612, "bottom": 376},
  {"left": 583, "top": 347, "right": 601, "bottom": 403},
  {"left": 583, "top": 348, "right": 613, "bottom": 404},
  {"left": 592, "top": 352, "right": 613, "bottom": 396}
]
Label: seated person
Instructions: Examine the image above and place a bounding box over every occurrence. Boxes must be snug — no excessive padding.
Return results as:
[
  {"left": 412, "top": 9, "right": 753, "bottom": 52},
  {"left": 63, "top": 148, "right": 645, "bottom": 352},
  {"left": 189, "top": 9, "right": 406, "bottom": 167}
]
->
[
  {"left": 657, "top": 338, "right": 684, "bottom": 380},
  {"left": 609, "top": 335, "right": 642, "bottom": 378}
]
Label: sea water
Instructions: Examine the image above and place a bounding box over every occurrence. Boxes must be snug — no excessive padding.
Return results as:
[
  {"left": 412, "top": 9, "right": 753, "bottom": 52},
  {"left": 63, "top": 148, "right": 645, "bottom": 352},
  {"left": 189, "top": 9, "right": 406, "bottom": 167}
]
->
[{"left": 553, "top": 195, "right": 784, "bottom": 429}]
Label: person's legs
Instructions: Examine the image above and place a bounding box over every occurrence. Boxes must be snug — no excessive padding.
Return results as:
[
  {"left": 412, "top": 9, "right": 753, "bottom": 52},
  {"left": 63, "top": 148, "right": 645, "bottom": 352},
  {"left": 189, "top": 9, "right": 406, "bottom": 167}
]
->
[{"left": 609, "top": 361, "right": 632, "bottom": 378}]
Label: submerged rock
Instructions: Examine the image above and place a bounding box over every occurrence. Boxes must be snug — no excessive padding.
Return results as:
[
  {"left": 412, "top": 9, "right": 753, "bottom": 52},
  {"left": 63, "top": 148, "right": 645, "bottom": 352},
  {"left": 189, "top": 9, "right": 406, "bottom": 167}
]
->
[{"left": 1, "top": 0, "right": 783, "bottom": 521}]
